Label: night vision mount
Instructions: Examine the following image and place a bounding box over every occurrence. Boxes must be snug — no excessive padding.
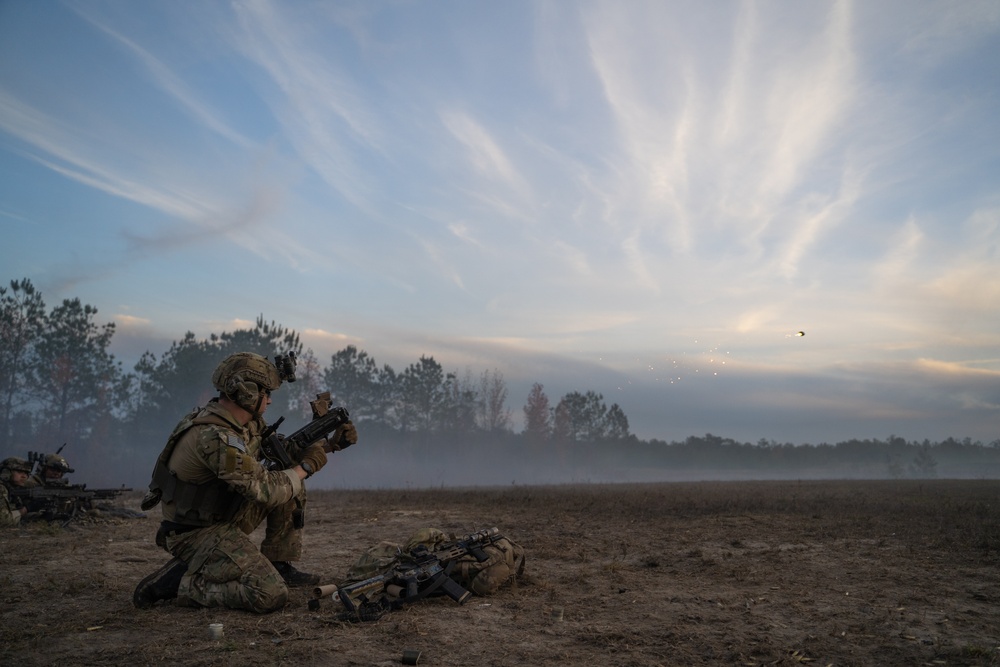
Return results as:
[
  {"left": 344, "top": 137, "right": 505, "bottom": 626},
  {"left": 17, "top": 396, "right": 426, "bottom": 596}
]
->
[{"left": 274, "top": 351, "right": 297, "bottom": 383}]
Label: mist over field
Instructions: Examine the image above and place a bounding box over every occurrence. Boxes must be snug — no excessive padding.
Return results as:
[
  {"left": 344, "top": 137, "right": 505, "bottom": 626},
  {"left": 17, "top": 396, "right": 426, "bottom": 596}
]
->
[{"left": 27, "top": 428, "right": 998, "bottom": 493}]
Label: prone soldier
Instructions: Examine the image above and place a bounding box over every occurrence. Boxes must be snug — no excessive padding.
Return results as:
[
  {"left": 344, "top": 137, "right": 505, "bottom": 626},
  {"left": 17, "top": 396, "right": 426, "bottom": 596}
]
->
[
  {"left": 0, "top": 457, "right": 32, "bottom": 526},
  {"left": 23, "top": 452, "right": 74, "bottom": 488}
]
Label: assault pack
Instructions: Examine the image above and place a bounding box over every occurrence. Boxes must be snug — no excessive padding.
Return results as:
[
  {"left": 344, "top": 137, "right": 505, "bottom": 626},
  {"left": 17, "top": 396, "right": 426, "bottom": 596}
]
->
[{"left": 315, "top": 526, "right": 525, "bottom": 621}]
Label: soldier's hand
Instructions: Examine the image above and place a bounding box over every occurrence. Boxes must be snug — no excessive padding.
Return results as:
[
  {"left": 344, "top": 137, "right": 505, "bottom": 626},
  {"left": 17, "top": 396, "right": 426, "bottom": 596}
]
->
[
  {"left": 299, "top": 443, "right": 328, "bottom": 477},
  {"left": 328, "top": 422, "right": 358, "bottom": 451}
]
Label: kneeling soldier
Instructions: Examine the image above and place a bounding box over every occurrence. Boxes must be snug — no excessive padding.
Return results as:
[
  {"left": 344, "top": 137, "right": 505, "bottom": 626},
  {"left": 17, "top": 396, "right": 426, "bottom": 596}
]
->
[{"left": 133, "top": 352, "right": 356, "bottom": 613}]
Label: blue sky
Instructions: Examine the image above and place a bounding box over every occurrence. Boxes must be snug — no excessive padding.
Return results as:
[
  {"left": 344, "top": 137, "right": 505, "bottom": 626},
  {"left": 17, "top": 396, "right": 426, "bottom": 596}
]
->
[{"left": 1, "top": 1, "right": 998, "bottom": 445}]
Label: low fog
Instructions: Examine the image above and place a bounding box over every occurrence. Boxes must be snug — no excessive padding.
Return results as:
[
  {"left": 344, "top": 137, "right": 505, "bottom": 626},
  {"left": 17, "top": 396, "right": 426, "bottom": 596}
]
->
[{"left": 17, "top": 430, "right": 998, "bottom": 494}]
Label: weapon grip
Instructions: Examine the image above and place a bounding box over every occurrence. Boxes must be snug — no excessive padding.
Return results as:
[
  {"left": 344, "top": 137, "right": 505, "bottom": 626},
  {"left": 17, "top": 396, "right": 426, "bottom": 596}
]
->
[{"left": 263, "top": 432, "right": 295, "bottom": 470}]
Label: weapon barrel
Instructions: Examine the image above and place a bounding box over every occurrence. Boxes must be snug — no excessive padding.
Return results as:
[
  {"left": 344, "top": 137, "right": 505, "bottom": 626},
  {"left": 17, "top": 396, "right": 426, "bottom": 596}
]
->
[
  {"left": 91, "top": 487, "right": 132, "bottom": 499},
  {"left": 313, "top": 584, "right": 339, "bottom": 599}
]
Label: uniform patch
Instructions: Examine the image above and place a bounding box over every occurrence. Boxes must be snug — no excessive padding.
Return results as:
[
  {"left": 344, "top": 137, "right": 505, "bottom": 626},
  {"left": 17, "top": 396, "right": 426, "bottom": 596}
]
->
[
  {"left": 225, "top": 446, "right": 237, "bottom": 473},
  {"left": 227, "top": 434, "right": 247, "bottom": 453}
]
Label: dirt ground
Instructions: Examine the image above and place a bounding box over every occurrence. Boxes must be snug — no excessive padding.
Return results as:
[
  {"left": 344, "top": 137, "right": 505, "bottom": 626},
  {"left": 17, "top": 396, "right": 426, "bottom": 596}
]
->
[{"left": 2, "top": 479, "right": 1000, "bottom": 666}]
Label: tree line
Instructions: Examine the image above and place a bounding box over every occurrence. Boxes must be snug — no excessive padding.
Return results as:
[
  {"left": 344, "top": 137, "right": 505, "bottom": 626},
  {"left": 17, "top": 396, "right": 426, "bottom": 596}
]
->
[
  {"left": 2, "top": 277, "right": 998, "bottom": 486},
  {"left": 0, "top": 278, "right": 629, "bottom": 471}
]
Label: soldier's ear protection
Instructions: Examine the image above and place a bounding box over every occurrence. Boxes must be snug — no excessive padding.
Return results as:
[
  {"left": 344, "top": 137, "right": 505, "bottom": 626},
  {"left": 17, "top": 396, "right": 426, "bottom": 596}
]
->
[{"left": 225, "top": 373, "right": 262, "bottom": 409}]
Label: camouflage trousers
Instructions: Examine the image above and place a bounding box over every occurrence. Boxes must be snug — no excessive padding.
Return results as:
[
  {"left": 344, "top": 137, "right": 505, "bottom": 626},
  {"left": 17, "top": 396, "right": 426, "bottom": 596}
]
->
[{"left": 164, "top": 493, "right": 306, "bottom": 613}]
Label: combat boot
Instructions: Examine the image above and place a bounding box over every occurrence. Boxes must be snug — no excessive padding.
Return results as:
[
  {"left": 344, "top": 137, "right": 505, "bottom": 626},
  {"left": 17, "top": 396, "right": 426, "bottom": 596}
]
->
[
  {"left": 272, "top": 561, "right": 320, "bottom": 587},
  {"left": 133, "top": 557, "right": 187, "bottom": 609}
]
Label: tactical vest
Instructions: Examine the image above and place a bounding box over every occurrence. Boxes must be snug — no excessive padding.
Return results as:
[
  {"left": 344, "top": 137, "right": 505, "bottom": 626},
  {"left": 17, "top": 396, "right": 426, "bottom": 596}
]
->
[{"left": 145, "top": 407, "right": 246, "bottom": 526}]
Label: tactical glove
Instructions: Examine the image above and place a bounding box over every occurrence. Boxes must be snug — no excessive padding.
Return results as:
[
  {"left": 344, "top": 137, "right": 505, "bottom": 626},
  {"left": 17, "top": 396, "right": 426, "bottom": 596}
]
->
[
  {"left": 327, "top": 422, "right": 358, "bottom": 451},
  {"left": 299, "top": 443, "right": 328, "bottom": 478}
]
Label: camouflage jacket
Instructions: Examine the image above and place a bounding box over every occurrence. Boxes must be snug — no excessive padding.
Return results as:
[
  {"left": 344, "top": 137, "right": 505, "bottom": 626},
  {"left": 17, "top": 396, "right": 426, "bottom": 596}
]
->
[
  {"left": 0, "top": 482, "right": 23, "bottom": 527},
  {"left": 153, "top": 400, "right": 302, "bottom": 526}
]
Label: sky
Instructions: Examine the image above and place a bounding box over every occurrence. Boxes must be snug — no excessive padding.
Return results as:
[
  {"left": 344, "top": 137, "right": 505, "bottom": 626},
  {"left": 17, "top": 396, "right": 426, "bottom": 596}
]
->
[{"left": 1, "top": 0, "right": 999, "bottom": 447}]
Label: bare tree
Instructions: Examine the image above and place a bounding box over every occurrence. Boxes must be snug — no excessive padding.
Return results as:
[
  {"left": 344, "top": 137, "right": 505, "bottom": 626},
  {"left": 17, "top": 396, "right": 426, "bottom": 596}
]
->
[
  {"left": 284, "top": 348, "right": 325, "bottom": 420},
  {"left": 522, "top": 383, "right": 551, "bottom": 442},
  {"left": 477, "top": 369, "right": 511, "bottom": 433},
  {"left": 441, "top": 368, "right": 478, "bottom": 434}
]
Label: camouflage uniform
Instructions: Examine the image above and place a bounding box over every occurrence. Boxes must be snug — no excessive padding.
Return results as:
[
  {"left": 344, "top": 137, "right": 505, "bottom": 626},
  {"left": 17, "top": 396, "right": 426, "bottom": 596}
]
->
[
  {"left": 0, "top": 458, "right": 31, "bottom": 527},
  {"left": 0, "top": 484, "right": 22, "bottom": 527},
  {"left": 154, "top": 400, "right": 306, "bottom": 613},
  {"left": 135, "top": 351, "right": 346, "bottom": 613}
]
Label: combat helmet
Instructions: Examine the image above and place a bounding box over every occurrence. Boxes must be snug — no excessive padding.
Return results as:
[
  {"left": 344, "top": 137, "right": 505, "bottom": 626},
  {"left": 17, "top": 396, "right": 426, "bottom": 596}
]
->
[
  {"left": 42, "top": 453, "right": 74, "bottom": 474},
  {"left": 1, "top": 456, "right": 32, "bottom": 482},
  {"left": 212, "top": 352, "right": 283, "bottom": 414}
]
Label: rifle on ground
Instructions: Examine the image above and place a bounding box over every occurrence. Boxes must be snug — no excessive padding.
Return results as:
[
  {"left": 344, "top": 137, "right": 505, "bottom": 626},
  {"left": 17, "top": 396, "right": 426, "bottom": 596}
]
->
[
  {"left": 260, "top": 391, "right": 352, "bottom": 470},
  {"left": 11, "top": 484, "right": 132, "bottom": 524},
  {"left": 329, "top": 527, "right": 502, "bottom": 622}
]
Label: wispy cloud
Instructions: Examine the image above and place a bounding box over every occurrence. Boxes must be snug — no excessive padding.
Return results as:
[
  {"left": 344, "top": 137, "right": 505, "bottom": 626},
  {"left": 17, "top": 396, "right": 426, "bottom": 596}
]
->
[
  {"left": 572, "top": 0, "right": 864, "bottom": 294},
  {"left": 441, "top": 110, "right": 531, "bottom": 203},
  {"left": 0, "top": 90, "right": 210, "bottom": 220},
  {"left": 896, "top": 1, "right": 1000, "bottom": 60},
  {"left": 447, "top": 222, "right": 483, "bottom": 248},
  {"left": 0, "top": 208, "right": 34, "bottom": 225},
  {"left": 0, "top": 75, "right": 318, "bottom": 272},
  {"left": 874, "top": 216, "right": 925, "bottom": 284},
  {"left": 774, "top": 162, "right": 863, "bottom": 279},
  {"left": 72, "top": 6, "right": 256, "bottom": 149},
  {"left": 756, "top": 2, "right": 855, "bottom": 202},
  {"left": 225, "top": 0, "right": 385, "bottom": 214},
  {"left": 114, "top": 314, "right": 152, "bottom": 328},
  {"left": 302, "top": 328, "right": 359, "bottom": 349},
  {"left": 581, "top": 4, "right": 696, "bottom": 254}
]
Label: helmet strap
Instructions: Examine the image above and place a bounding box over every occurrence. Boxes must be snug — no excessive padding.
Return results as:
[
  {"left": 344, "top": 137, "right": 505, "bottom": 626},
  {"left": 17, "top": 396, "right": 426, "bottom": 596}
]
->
[{"left": 249, "top": 393, "right": 267, "bottom": 421}]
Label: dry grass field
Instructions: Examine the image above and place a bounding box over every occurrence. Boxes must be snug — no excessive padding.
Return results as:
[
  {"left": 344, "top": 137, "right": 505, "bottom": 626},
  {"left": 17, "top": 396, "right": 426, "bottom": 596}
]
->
[{"left": 2, "top": 479, "right": 1000, "bottom": 666}]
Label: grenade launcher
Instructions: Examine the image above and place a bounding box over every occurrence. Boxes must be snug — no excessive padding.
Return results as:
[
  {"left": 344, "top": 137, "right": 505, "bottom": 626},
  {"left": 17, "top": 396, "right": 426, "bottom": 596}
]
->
[{"left": 260, "top": 391, "right": 352, "bottom": 470}]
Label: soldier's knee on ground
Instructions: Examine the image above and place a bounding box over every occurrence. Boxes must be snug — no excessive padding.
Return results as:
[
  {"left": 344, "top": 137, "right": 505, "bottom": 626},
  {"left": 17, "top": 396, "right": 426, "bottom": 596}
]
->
[{"left": 247, "top": 583, "right": 289, "bottom": 614}]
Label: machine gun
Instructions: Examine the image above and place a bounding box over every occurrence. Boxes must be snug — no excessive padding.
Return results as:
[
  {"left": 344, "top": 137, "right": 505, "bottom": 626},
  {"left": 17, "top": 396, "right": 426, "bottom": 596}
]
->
[
  {"left": 260, "top": 391, "right": 352, "bottom": 470},
  {"left": 11, "top": 484, "right": 132, "bottom": 524},
  {"left": 328, "top": 527, "right": 503, "bottom": 622}
]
